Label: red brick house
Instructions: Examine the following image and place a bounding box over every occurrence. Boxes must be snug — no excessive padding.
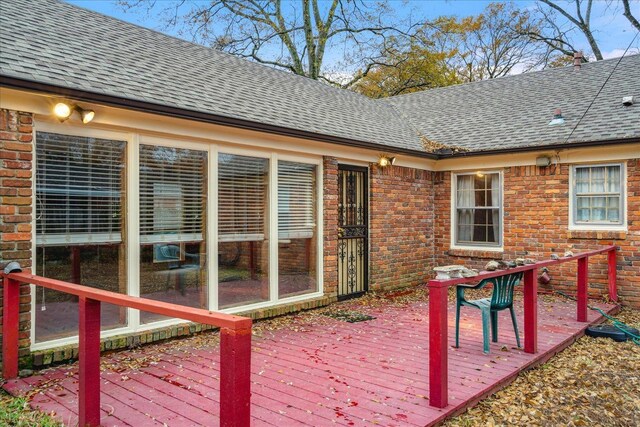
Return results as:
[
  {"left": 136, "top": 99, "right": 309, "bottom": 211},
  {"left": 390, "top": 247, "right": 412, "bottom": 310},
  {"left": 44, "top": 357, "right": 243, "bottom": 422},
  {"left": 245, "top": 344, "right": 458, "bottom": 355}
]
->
[{"left": 1, "top": 0, "right": 639, "bottom": 366}]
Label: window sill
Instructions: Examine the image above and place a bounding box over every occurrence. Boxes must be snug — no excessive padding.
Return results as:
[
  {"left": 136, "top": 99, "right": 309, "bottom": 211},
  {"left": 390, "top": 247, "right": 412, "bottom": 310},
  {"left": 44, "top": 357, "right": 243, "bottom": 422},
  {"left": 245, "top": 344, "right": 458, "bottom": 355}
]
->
[
  {"left": 447, "top": 247, "right": 504, "bottom": 260},
  {"left": 566, "top": 230, "right": 627, "bottom": 240}
]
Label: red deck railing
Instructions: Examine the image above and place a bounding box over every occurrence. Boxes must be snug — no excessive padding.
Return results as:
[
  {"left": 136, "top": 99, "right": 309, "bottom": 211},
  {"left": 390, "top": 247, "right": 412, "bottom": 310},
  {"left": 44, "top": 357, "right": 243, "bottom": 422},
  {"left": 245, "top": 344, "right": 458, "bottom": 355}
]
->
[
  {"left": 427, "top": 245, "right": 618, "bottom": 408},
  {"left": 1, "top": 269, "right": 252, "bottom": 427}
]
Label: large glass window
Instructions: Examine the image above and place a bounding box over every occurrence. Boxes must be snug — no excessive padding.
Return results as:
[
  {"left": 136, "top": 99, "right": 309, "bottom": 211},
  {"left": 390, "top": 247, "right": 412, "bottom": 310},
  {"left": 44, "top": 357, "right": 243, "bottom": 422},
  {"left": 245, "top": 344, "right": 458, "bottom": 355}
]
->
[
  {"left": 35, "top": 132, "right": 126, "bottom": 343},
  {"left": 278, "top": 161, "right": 318, "bottom": 297},
  {"left": 454, "top": 172, "right": 501, "bottom": 246},
  {"left": 218, "top": 154, "right": 269, "bottom": 308},
  {"left": 139, "top": 145, "right": 208, "bottom": 324},
  {"left": 572, "top": 164, "right": 624, "bottom": 226}
]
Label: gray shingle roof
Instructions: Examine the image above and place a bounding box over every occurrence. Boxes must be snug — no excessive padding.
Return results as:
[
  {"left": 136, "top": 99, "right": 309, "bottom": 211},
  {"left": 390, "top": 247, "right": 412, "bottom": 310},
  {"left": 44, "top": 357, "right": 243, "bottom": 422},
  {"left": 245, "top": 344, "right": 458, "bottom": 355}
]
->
[
  {"left": 385, "top": 54, "right": 640, "bottom": 152},
  {"left": 1, "top": 0, "right": 639, "bottom": 156},
  {"left": 0, "top": 0, "right": 423, "bottom": 152}
]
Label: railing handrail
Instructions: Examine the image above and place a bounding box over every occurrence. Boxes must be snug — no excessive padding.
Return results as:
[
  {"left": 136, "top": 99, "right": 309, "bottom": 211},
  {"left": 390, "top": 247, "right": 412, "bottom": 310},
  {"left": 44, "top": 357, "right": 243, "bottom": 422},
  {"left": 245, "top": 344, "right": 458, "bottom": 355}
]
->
[
  {"left": 427, "top": 245, "right": 616, "bottom": 288},
  {"left": 2, "top": 269, "right": 252, "bottom": 426},
  {"left": 427, "top": 244, "right": 618, "bottom": 410},
  {"left": 0, "top": 271, "right": 251, "bottom": 330}
]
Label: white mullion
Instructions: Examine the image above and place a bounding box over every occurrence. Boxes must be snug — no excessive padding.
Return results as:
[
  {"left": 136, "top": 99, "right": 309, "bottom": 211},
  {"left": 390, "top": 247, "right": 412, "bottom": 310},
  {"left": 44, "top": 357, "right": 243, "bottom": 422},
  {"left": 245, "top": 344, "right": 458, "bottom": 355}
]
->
[
  {"left": 316, "top": 161, "right": 324, "bottom": 295},
  {"left": 127, "top": 134, "right": 140, "bottom": 330},
  {"left": 269, "top": 153, "right": 279, "bottom": 302},
  {"left": 208, "top": 146, "right": 219, "bottom": 311}
]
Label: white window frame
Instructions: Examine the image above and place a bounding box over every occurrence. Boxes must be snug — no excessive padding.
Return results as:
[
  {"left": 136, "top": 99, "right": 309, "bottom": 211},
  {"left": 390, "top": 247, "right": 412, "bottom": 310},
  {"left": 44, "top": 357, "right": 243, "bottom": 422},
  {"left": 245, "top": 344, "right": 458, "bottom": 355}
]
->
[
  {"left": 569, "top": 162, "right": 627, "bottom": 231},
  {"left": 450, "top": 170, "right": 504, "bottom": 251},
  {"left": 31, "top": 124, "right": 324, "bottom": 350}
]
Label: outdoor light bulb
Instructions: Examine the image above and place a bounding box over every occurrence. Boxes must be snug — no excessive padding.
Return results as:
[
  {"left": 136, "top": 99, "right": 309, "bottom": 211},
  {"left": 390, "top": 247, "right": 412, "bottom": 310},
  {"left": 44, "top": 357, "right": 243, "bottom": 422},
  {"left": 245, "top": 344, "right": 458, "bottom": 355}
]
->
[
  {"left": 379, "top": 156, "right": 389, "bottom": 167},
  {"left": 80, "top": 109, "right": 95, "bottom": 124},
  {"left": 53, "top": 102, "right": 72, "bottom": 120}
]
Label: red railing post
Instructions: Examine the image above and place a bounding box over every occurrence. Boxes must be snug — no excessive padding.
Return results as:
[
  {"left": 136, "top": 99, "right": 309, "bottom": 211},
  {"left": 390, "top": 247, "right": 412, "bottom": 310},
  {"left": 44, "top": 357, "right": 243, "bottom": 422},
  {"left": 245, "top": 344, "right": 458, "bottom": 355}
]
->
[
  {"left": 523, "top": 268, "right": 538, "bottom": 354},
  {"left": 78, "top": 296, "right": 101, "bottom": 427},
  {"left": 2, "top": 276, "right": 20, "bottom": 379},
  {"left": 577, "top": 257, "right": 588, "bottom": 322},
  {"left": 607, "top": 248, "right": 618, "bottom": 302},
  {"left": 428, "top": 280, "right": 448, "bottom": 408},
  {"left": 220, "top": 324, "right": 252, "bottom": 427}
]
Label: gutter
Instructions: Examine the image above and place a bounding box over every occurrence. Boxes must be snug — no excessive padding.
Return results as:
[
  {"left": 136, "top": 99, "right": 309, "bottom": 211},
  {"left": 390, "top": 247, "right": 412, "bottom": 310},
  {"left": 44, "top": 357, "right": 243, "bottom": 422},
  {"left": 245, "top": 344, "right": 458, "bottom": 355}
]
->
[
  {"left": 0, "top": 76, "right": 439, "bottom": 160},
  {"left": 443, "top": 137, "right": 640, "bottom": 158},
  {"left": 2, "top": 75, "right": 638, "bottom": 161}
]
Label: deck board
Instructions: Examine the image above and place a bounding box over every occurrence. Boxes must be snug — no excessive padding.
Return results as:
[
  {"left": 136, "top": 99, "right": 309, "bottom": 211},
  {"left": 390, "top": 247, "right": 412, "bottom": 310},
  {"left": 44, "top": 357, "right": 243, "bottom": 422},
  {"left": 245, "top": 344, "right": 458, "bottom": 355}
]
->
[{"left": 3, "top": 297, "right": 616, "bottom": 426}]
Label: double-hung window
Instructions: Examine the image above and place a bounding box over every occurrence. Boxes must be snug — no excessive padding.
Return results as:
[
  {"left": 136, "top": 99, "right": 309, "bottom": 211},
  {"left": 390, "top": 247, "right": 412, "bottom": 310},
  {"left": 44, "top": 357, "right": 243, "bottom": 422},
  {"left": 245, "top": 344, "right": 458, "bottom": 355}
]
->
[
  {"left": 571, "top": 164, "right": 625, "bottom": 228},
  {"left": 453, "top": 172, "right": 502, "bottom": 247}
]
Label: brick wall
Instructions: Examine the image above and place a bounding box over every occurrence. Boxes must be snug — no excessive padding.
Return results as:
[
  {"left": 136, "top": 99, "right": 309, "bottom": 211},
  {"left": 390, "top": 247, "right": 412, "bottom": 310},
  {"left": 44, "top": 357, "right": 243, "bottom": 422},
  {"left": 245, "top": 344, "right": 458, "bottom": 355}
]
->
[
  {"left": 369, "top": 164, "right": 435, "bottom": 290},
  {"left": 434, "top": 160, "right": 640, "bottom": 307},
  {"left": 323, "top": 157, "right": 339, "bottom": 297},
  {"left": 0, "top": 109, "right": 34, "bottom": 367}
]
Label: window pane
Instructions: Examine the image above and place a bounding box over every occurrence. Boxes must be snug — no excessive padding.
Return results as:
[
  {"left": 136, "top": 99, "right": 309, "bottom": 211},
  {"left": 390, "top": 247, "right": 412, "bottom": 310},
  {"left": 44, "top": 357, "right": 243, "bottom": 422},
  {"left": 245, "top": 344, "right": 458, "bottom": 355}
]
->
[
  {"left": 607, "top": 197, "right": 620, "bottom": 221},
  {"left": 139, "top": 145, "right": 207, "bottom": 324},
  {"left": 607, "top": 166, "right": 621, "bottom": 192},
  {"left": 590, "top": 167, "right": 605, "bottom": 192},
  {"left": 35, "top": 132, "right": 127, "bottom": 343},
  {"left": 218, "top": 154, "right": 269, "bottom": 309},
  {"left": 456, "top": 175, "right": 474, "bottom": 208},
  {"left": 575, "top": 168, "right": 589, "bottom": 193},
  {"left": 35, "top": 245, "right": 126, "bottom": 343},
  {"left": 278, "top": 162, "right": 317, "bottom": 298}
]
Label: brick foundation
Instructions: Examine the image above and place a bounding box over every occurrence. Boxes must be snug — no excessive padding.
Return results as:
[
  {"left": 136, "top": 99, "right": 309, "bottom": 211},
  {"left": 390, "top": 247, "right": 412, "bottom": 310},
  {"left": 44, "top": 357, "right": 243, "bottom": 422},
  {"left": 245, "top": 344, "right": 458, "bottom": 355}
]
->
[
  {"left": 434, "top": 161, "right": 640, "bottom": 307},
  {"left": 0, "top": 109, "right": 34, "bottom": 368}
]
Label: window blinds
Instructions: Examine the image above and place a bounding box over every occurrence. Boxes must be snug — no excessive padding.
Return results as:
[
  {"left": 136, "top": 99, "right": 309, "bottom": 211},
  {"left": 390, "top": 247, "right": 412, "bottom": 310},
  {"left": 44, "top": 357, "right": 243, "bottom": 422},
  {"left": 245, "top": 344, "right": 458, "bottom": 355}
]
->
[
  {"left": 139, "top": 145, "right": 207, "bottom": 243},
  {"left": 278, "top": 161, "right": 316, "bottom": 239},
  {"left": 218, "top": 153, "right": 268, "bottom": 242},
  {"left": 35, "top": 132, "right": 125, "bottom": 246}
]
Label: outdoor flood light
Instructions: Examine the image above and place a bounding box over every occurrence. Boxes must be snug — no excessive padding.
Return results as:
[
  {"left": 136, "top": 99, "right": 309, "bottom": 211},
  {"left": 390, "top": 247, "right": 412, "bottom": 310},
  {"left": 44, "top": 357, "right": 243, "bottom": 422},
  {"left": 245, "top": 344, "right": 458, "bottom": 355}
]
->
[
  {"left": 77, "top": 106, "right": 95, "bottom": 123},
  {"left": 378, "top": 155, "right": 396, "bottom": 167},
  {"left": 53, "top": 102, "right": 95, "bottom": 124},
  {"left": 53, "top": 102, "right": 72, "bottom": 121}
]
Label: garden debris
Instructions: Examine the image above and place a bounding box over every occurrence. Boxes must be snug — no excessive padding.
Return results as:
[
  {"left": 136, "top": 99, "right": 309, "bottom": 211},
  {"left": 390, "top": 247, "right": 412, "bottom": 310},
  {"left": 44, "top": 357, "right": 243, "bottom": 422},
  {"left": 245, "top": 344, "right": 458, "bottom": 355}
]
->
[{"left": 445, "top": 307, "right": 640, "bottom": 427}]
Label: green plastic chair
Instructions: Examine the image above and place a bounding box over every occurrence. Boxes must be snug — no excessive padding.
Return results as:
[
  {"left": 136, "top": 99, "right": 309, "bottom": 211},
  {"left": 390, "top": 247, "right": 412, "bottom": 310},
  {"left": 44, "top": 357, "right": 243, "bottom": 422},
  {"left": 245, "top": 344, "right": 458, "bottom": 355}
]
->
[{"left": 455, "top": 272, "right": 523, "bottom": 354}]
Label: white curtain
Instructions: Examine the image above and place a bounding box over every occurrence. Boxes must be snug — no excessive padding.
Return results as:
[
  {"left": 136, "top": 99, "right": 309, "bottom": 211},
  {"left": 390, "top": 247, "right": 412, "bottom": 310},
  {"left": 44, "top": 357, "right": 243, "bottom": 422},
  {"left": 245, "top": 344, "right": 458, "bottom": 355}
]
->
[
  {"left": 457, "top": 175, "right": 474, "bottom": 242},
  {"left": 491, "top": 174, "right": 500, "bottom": 243}
]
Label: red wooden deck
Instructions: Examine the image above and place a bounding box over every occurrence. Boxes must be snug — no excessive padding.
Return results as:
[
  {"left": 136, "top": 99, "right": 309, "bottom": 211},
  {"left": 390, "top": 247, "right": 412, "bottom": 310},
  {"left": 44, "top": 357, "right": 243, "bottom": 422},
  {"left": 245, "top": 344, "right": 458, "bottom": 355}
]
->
[{"left": 3, "top": 296, "right": 616, "bottom": 426}]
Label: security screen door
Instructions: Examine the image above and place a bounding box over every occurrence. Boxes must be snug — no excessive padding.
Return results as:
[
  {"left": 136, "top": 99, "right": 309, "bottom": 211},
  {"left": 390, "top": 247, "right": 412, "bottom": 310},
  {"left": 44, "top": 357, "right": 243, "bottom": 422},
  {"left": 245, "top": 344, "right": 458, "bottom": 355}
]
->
[{"left": 337, "top": 165, "right": 368, "bottom": 299}]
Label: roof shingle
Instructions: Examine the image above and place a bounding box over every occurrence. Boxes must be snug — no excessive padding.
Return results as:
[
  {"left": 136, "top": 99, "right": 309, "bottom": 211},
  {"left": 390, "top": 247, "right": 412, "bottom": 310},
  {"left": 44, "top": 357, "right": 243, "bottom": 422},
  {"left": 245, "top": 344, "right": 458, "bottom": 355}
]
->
[{"left": 1, "top": 0, "right": 639, "bottom": 155}]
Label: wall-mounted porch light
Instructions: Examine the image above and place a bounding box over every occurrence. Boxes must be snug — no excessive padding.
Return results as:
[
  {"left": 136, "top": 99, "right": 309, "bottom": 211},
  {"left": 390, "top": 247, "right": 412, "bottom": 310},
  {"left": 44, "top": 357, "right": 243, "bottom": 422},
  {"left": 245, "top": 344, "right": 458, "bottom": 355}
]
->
[
  {"left": 53, "top": 102, "right": 95, "bottom": 124},
  {"left": 378, "top": 154, "right": 396, "bottom": 167}
]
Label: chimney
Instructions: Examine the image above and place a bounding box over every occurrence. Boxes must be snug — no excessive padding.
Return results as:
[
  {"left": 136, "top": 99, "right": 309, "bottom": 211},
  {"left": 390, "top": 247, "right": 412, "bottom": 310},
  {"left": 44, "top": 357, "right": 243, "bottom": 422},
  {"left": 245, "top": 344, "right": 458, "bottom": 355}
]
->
[{"left": 573, "top": 51, "right": 583, "bottom": 70}]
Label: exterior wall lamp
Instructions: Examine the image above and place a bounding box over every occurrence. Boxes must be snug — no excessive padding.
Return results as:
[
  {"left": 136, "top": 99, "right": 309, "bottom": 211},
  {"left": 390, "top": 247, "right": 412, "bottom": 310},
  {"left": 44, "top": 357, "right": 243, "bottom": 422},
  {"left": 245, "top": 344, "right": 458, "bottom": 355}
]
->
[
  {"left": 53, "top": 102, "right": 95, "bottom": 124},
  {"left": 378, "top": 154, "right": 396, "bottom": 167}
]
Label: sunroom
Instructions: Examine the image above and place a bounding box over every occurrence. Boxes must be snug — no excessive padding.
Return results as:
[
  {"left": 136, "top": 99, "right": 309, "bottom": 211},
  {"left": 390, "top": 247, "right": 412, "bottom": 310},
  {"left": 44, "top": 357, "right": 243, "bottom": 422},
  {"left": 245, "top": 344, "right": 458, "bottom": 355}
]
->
[{"left": 32, "top": 123, "right": 323, "bottom": 350}]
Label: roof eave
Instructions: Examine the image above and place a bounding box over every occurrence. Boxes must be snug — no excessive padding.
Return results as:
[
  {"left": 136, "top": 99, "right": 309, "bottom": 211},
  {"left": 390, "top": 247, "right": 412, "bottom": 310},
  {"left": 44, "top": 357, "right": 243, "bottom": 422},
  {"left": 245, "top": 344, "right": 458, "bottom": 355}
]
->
[{"left": 0, "top": 75, "right": 439, "bottom": 160}]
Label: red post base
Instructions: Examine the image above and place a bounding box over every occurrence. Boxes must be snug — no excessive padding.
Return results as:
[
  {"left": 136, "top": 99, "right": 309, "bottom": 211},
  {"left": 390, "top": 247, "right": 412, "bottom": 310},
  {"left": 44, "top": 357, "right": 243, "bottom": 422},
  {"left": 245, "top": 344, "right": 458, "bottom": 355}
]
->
[
  {"left": 220, "top": 326, "right": 252, "bottom": 427},
  {"left": 79, "top": 297, "right": 101, "bottom": 427},
  {"left": 428, "top": 281, "right": 448, "bottom": 408},
  {"left": 2, "top": 277, "right": 20, "bottom": 380},
  {"left": 577, "top": 258, "right": 588, "bottom": 322},
  {"left": 523, "top": 269, "right": 538, "bottom": 354},
  {"left": 608, "top": 249, "right": 617, "bottom": 302}
]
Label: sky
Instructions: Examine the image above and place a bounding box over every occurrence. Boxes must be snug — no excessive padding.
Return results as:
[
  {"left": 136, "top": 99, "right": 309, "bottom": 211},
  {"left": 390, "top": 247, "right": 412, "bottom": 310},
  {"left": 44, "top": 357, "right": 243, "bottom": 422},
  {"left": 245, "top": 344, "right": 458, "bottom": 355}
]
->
[{"left": 67, "top": 0, "right": 640, "bottom": 68}]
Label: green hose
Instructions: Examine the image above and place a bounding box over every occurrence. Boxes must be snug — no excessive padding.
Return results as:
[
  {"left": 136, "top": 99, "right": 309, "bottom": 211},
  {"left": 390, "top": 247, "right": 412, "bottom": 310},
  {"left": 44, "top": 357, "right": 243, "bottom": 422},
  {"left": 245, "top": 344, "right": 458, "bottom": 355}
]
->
[{"left": 555, "top": 291, "right": 640, "bottom": 346}]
